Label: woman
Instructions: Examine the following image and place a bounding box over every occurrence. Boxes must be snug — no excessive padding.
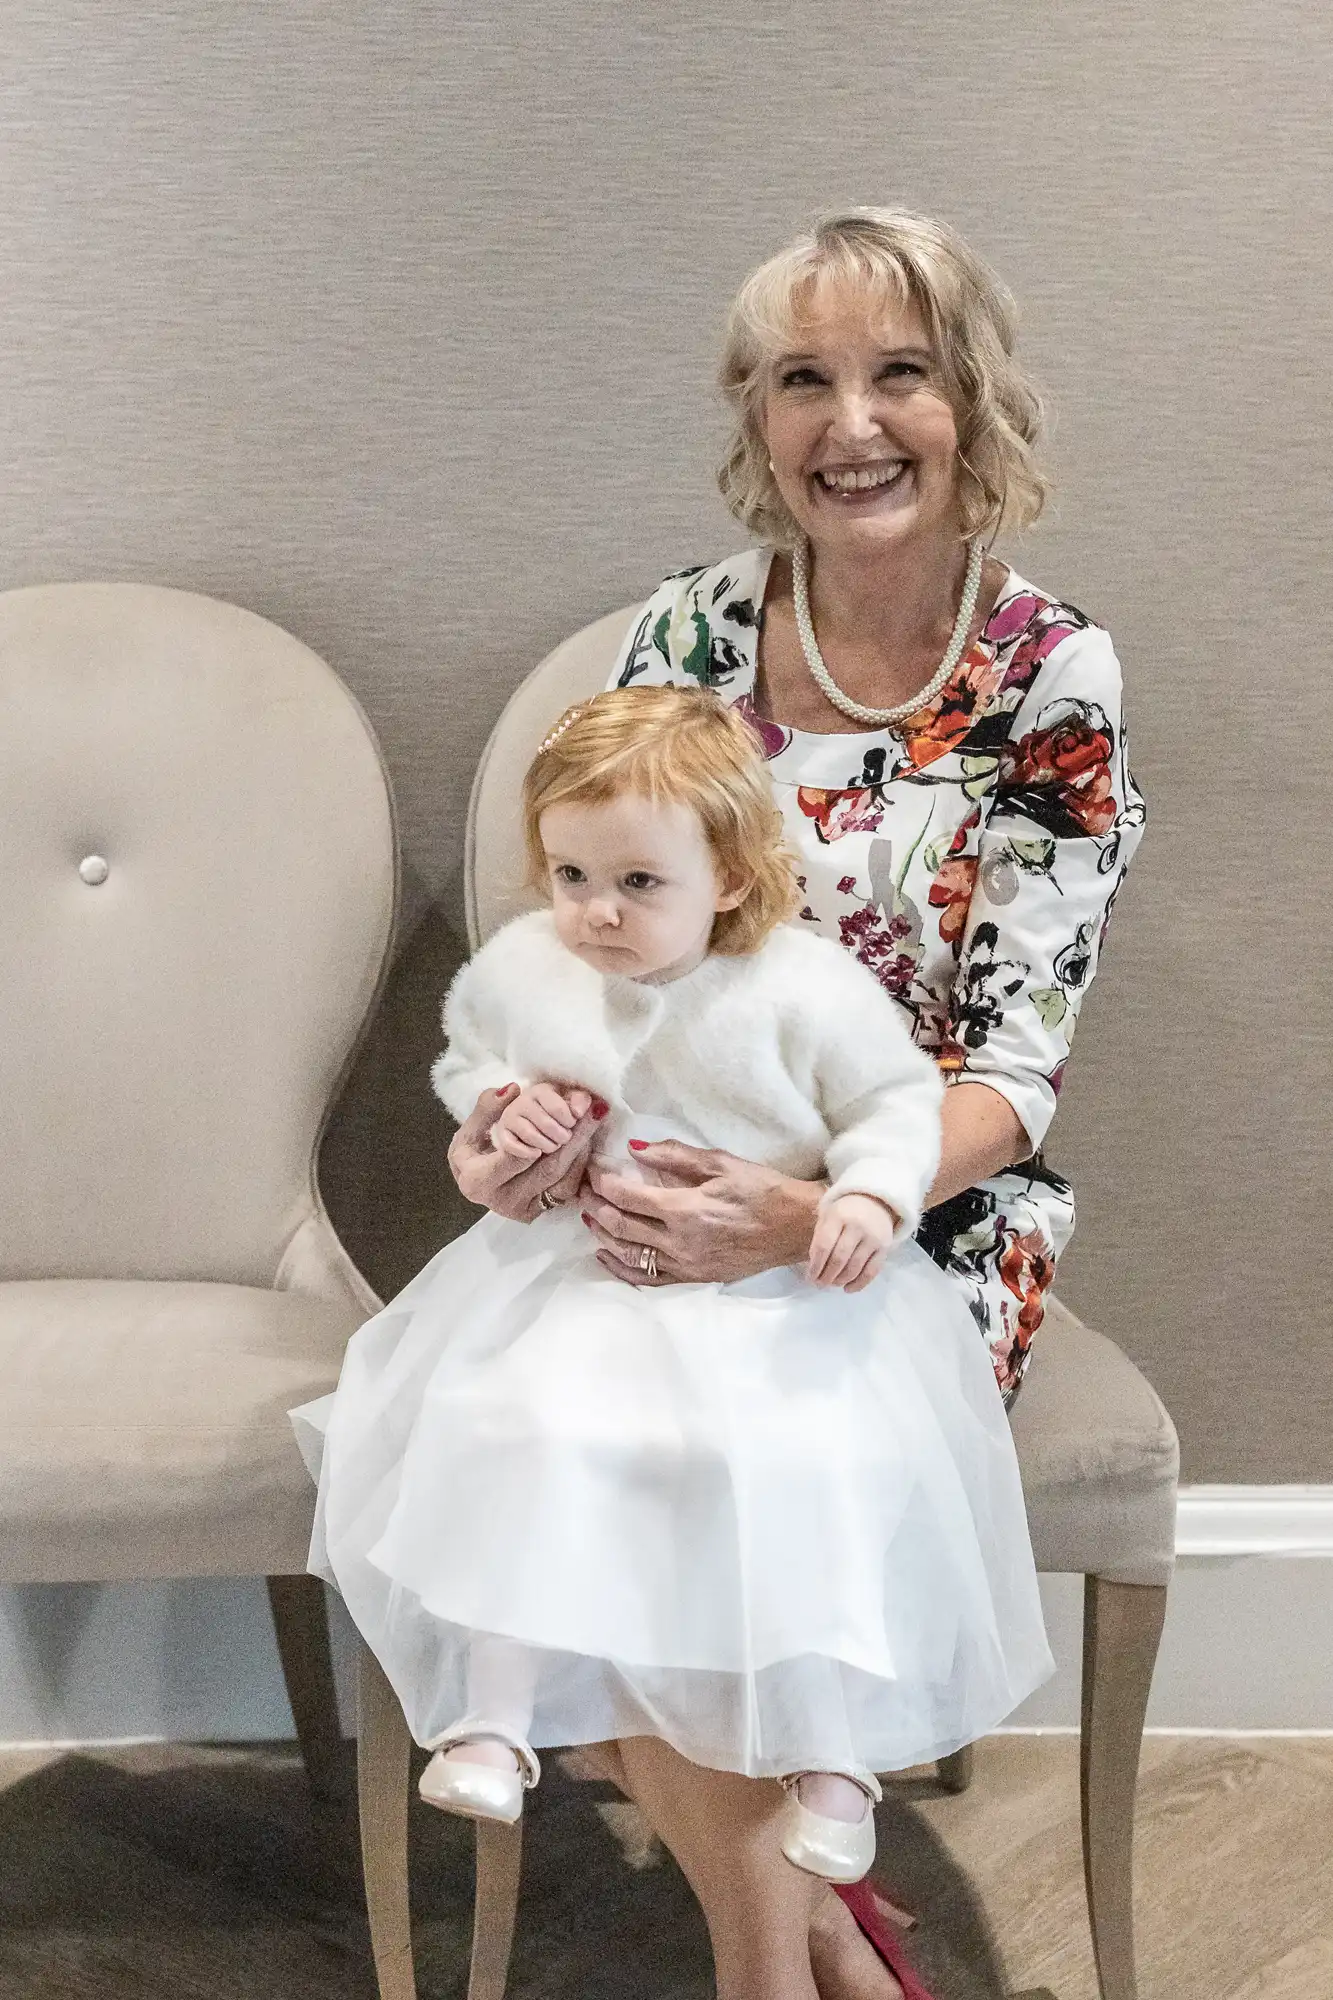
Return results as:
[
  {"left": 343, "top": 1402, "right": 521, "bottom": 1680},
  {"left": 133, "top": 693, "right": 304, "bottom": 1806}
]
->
[{"left": 449, "top": 209, "right": 1144, "bottom": 2000}]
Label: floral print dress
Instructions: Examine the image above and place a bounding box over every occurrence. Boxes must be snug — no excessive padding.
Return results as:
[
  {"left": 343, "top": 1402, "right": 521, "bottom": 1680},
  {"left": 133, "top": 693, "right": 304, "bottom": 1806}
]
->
[{"left": 610, "top": 548, "right": 1145, "bottom": 1402}]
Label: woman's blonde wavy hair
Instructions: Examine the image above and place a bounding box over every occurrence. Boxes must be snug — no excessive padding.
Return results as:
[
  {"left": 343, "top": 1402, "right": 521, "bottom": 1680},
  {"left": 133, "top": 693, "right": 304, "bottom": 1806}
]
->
[
  {"left": 522, "top": 685, "right": 799, "bottom": 956},
  {"left": 718, "top": 208, "right": 1049, "bottom": 547}
]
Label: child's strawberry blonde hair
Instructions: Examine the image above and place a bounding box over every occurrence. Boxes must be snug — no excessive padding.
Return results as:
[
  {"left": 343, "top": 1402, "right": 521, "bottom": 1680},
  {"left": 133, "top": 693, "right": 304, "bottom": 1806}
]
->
[{"left": 522, "top": 685, "right": 799, "bottom": 955}]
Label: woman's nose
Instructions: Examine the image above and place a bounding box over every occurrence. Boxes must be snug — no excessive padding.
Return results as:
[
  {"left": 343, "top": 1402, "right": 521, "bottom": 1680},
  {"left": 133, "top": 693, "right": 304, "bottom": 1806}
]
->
[{"left": 829, "top": 390, "right": 880, "bottom": 448}]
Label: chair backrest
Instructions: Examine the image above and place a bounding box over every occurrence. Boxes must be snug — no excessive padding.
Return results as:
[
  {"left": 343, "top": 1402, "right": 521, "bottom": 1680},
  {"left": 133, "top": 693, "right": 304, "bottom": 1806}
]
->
[
  {"left": 465, "top": 604, "right": 639, "bottom": 948},
  {"left": 0, "top": 583, "right": 397, "bottom": 1288}
]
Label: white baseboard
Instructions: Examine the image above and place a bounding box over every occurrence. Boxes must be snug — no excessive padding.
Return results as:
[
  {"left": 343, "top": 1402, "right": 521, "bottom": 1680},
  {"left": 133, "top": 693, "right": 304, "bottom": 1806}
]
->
[
  {"left": 2, "top": 1490, "right": 1333, "bottom": 1749},
  {"left": 998, "top": 1484, "right": 1333, "bottom": 1733},
  {"left": 1175, "top": 1484, "right": 1333, "bottom": 1557}
]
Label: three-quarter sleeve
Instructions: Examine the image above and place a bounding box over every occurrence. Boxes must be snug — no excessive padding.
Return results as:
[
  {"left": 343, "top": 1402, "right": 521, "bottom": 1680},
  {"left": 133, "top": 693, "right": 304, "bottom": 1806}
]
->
[{"left": 942, "top": 625, "right": 1145, "bottom": 1148}]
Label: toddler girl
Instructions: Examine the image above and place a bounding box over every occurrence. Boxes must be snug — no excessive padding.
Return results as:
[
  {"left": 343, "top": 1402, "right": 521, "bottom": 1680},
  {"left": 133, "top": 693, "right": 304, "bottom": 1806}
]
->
[{"left": 295, "top": 685, "right": 1050, "bottom": 1884}]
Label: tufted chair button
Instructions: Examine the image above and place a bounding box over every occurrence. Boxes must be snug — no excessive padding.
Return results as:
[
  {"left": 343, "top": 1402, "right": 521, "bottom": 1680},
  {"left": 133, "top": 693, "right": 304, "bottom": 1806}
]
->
[{"left": 78, "top": 855, "right": 110, "bottom": 886}]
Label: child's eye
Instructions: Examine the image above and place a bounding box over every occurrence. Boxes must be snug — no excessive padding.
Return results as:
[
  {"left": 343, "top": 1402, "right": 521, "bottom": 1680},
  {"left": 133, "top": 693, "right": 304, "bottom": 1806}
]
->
[
  {"left": 553, "top": 864, "right": 586, "bottom": 885},
  {"left": 623, "top": 871, "right": 660, "bottom": 892}
]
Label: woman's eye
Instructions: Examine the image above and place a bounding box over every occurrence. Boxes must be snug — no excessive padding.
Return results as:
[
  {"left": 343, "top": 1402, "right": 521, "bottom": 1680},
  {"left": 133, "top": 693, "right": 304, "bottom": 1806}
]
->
[
  {"left": 778, "top": 366, "right": 823, "bottom": 389},
  {"left": 623, "top": 872, "right": 659, "bottom": 892},
  {"left": 880, "top": 361, "right": 926, "bottom": 382}
]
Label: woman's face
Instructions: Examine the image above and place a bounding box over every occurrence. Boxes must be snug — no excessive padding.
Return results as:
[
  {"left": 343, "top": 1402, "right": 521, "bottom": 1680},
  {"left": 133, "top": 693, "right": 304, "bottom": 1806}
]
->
[
  {"left": 761, "top": 278, "right": 963, "bottom": 561},
  {"left": 539, "top": 792, "right": 741, "bottom": 982}
]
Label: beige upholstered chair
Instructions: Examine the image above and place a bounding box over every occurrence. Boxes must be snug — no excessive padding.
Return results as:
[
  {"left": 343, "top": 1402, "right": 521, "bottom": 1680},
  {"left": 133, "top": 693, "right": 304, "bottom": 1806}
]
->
[
  {"left": 356, "top": 609, "right": 1179, "bottom": 2000},
  {"left": 0, "top": 581, "right": 396, "bottom": 1796}
]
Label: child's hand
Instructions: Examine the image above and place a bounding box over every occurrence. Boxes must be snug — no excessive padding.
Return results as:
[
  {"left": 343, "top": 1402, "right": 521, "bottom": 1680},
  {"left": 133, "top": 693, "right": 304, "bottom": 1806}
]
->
[
  {"left": 490, "top": 1082, "right": 593, "bottom": 1163},
  {"left": 807, "top": 1193, "right": 898, "bottom": 1293}
]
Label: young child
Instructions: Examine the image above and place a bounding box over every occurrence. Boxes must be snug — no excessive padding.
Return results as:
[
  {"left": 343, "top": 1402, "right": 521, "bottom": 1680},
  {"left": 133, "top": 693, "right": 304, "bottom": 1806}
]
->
[{"left": 295, "top": 685, "right": 1050, "bottom": 1885}]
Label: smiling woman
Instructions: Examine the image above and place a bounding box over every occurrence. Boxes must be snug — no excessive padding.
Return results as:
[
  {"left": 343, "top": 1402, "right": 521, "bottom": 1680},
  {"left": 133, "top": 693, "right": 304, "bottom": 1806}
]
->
[
  {"left": 442, "top": 208, "right": 1146, "bottom": 2000},
  {"left": 605, "top": 211, "right": 1145, "bottom": 1415},
  {"left": 718, "top": 210, "right": 1048, "bottom": 555}
]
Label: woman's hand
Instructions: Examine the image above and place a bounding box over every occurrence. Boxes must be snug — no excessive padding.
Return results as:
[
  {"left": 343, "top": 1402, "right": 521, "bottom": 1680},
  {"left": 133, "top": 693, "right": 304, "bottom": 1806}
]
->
[
  {"left": 580, "top": 1142, "right": 824, "bottom": 1286},
  {"left": 577, "top": 1081, "right": 1028, "bottom": 1280},
  {"left": 448, "top": 1083, "right": 606, "bottom": 1222}
]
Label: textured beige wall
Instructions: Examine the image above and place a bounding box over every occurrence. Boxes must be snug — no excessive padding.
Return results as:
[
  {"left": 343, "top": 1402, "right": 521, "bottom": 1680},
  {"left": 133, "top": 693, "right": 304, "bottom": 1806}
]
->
[{"left": 3, "top": 2, "right": 1330, "bottom": 1480}]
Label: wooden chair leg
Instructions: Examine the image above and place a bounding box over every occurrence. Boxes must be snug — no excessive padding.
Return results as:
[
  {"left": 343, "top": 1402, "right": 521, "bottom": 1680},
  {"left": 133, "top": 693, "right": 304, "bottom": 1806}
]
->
[
  {"left": 467, "top": 1819, "right": 523, "bottom": 2000},
  {"left": 267, "top": 1573, "right": 344, "bottom": 1798},
  {"left": 936, "top": 1743, "right": 974, "bottom": 1793},
  {"left": 357, "top": 1639, "right": 418, "bottom": 2000},
  {"left": 1080, "top": 1574, "right": 1168, "bottom": 2000}
]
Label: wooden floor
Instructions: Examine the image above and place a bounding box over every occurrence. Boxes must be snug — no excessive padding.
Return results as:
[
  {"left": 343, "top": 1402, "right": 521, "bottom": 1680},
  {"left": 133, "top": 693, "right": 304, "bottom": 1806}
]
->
[{"left": 1, "top": 1734, "right": 1330, "bottom": 1998}]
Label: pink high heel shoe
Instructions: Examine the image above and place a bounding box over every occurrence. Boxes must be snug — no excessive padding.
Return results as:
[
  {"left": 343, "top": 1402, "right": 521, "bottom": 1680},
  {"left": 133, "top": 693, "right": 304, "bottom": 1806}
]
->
[{"left": 834, "top": 1880, "right": 940, "bottom": 2000}]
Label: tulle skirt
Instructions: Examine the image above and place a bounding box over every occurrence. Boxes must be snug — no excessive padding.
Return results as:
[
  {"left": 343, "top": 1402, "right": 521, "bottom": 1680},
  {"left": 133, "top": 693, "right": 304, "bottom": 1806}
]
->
[{"left": 293, "top": 1203, "right": 1052, "bottom": 1779}]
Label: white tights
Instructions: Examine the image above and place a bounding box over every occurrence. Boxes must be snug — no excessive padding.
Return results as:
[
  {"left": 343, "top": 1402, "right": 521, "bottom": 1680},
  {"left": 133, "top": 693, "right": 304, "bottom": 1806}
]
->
[
  {"left": 441, "top": 1637, "right": 870, "bottom": 1819},
  {"left": 440, "top": 1634, "right": 537, "bottom": 1770},
  {"left": 794, "top": 1772, "right": 871, "bottom": 1821}
]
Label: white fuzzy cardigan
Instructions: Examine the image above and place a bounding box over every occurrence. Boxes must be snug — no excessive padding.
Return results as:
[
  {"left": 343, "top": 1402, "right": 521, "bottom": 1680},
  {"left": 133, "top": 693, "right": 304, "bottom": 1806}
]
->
[{"left": 432, "top": 912, "right": 945, "bottom": 1240}]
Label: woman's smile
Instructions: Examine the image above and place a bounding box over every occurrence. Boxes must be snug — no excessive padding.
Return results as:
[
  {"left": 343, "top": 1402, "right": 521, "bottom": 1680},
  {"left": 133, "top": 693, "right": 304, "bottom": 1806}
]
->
[{"left": 809, "top": 457, "right": 915, "bottom": 511}]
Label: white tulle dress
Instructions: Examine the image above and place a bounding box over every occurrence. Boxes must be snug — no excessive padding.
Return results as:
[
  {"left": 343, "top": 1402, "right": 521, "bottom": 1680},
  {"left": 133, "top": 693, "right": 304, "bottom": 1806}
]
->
[{"left": 293, "top": 913, "right": 1052, "bottom": 1779}]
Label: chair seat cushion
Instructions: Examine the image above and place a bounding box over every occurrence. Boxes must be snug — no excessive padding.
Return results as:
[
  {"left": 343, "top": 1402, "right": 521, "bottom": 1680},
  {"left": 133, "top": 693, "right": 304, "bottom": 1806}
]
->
[
  {"left": 0, "top": 1279, "right": 362, "bottom": 1583},
  {"left": 2, "top": 1282, "right": 1176, "bottom": 1588},
  {"left": 1013, "top": 1299, "right": 1179, "bottom": 1585}
]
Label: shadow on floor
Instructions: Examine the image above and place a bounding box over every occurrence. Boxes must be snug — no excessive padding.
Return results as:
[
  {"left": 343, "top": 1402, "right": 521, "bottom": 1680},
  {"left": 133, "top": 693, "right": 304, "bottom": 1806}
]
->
[{"left": 0, "top": 1744, "right": 1031, "bottom": 1998}]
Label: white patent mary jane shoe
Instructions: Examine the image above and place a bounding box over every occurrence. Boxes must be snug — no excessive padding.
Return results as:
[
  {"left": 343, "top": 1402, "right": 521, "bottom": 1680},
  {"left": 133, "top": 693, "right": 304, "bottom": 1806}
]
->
[
  {"left": 778, "top": 1770, "right": 883, "bottom": 1883},
  {"left": 417, "top": 1727, "right": 542, "bottom": 1825}
]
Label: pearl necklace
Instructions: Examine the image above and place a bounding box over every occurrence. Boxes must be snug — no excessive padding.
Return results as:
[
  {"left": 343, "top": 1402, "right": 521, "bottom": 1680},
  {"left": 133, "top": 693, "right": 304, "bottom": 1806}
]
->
[{"left": 790, "top": 536, "right": 985, "bottom": 728}]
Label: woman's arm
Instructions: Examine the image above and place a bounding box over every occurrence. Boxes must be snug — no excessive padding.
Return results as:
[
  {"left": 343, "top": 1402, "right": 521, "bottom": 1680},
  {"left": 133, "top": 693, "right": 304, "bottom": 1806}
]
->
[
  {"left": 930, "top": 1079, "right": 1029, "bottom": 1207},
  {"left": 939, "top": 621, "right": 1145, "bottom": 1152}
]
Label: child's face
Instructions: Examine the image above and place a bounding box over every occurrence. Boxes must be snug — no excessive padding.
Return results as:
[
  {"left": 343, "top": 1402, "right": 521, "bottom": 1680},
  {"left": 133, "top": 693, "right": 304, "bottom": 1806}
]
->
[{"left": 539, "top": 792, "right": 742, "bottom": 981}]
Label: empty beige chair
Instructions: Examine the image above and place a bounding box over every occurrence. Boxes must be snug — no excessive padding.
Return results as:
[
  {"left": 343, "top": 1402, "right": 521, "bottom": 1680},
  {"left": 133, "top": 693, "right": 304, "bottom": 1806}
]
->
[
  {"left": 0, "top": 582, "right": 396, "bottom": 1795},
  {"left": 355, "top": 608, "right": 1179, "bottom": 2000}
]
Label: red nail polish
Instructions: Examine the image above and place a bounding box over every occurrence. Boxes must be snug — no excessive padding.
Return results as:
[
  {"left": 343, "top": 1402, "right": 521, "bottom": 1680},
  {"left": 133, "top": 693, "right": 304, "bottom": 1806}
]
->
[
  {"left": 627, "top": 1139, "right": 648, "bottom": 1152},
  {"left": 591, "top": 1098, "right": 609, "bottom": 1120},
  {"left": 580, "top": 1211, "right": 594, "bottom": 1226}
]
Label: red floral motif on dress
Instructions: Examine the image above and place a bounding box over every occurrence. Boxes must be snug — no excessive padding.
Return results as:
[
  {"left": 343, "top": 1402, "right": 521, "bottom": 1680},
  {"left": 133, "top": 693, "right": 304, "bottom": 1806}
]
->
[
  {"left": 999, "top": 715, "right": 1116, "bottom": 836},
  {"left": 900, "top": 644, "right": 1008, "bottom": 770},
  {"left": 927, "top": 809, "right": 982, "bottom": 952},
  {"left": 797, "top": 786, "right": 885, "bottom": 842},
  {"left": 997, "top": 1227, "right": 1057, "bottom": 1367}
]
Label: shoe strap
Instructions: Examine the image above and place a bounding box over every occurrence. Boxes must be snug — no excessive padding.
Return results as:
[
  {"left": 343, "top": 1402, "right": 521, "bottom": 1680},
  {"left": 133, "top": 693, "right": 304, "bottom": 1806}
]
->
[
  {"left": 422, "top": 1723, "right": 541, "bottom": 1790},
  {"left": 781, "top": 1769, "right": 883, "bottom": 1805}
]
